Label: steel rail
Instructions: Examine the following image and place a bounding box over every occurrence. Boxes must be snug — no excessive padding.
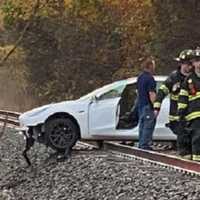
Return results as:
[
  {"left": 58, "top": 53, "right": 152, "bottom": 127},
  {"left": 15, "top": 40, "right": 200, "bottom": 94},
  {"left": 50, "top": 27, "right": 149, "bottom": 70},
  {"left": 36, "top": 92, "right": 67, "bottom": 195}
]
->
[
  {"left": 103, "top": 142, "right": 200, "bottom": 176},
  {"left": 0, "top": 110, "right": 20, "bottom": 118},
  {"left": 0, "top": 117, "right": 19, "bottom": 126},
  {"left": 0, "top": 110, "right": 20, "bottom": 126}
]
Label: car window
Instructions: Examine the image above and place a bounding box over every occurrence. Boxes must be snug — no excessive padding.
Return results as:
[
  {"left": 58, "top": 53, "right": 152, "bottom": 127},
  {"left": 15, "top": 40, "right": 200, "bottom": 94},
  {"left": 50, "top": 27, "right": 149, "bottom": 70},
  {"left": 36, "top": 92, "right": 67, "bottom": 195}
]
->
[{"left": 98, "top": 84, "right": 125, "bottom": 100}]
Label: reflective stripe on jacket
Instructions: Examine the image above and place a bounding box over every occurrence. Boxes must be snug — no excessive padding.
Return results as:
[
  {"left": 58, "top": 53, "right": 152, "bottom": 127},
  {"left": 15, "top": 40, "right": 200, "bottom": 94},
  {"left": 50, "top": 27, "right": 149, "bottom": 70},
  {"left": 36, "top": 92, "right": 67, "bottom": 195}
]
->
[
  {"left": 154, "top": 70, "right": 186, "bottom": 122},
  {"left": 178, "top": 72, "right": 200, "bottom": 121}
]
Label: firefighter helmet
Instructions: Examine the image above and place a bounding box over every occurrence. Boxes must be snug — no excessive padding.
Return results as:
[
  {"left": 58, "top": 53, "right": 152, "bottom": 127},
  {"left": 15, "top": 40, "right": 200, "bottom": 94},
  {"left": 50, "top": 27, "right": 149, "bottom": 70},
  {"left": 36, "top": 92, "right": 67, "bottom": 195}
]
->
[
  {"left": 191, "top": 47, "right": 200, "bottom": 60},
  {"left": 174, "top": 49, "right": 194, "bottom": 62}
]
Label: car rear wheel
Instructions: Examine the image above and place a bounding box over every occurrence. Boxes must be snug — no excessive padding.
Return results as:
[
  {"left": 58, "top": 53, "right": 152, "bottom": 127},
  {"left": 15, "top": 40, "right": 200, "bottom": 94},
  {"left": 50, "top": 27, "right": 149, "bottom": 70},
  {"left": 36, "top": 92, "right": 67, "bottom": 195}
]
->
[{"left": 45, "top": 117, "right": 79, "bottom": 152}]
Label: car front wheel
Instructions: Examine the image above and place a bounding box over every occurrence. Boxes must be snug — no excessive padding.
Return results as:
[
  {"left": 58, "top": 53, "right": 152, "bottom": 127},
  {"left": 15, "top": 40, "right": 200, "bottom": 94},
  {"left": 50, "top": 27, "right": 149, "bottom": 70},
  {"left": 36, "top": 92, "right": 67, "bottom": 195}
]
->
[{"left": 45, "top": 117, "right": 79, "bottom": 152}]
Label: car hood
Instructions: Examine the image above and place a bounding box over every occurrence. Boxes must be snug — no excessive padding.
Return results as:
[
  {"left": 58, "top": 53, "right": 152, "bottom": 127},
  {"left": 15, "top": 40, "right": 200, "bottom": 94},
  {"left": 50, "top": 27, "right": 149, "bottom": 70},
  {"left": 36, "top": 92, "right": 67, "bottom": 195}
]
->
[
  {"left": 19, "top": 99, "right": 88, "bottom": 123},
  {"left": 23, "top": 100, "right": 71, "bottom": 114}
]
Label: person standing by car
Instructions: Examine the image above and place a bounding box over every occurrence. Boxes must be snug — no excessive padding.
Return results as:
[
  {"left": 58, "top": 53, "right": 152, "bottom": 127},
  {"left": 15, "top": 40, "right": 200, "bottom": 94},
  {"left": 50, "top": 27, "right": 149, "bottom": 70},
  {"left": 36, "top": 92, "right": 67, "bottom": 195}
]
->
[
  {"left": 178, "top": 48, "right": 200, "bottom": 161},
  {"left": 137, "top": 57, "right": 156, "bottom": 150},
  {"left": 153, "top": 49, "right": 193, "bottom": 156}
]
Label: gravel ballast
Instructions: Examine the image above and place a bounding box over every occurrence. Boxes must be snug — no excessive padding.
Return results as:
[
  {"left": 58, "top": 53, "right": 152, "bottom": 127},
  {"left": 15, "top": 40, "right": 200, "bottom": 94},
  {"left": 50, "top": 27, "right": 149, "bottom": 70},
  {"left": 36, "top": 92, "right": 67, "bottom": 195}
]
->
[{"left": 0, "top": 129, "right": 200, "bottom": 200}]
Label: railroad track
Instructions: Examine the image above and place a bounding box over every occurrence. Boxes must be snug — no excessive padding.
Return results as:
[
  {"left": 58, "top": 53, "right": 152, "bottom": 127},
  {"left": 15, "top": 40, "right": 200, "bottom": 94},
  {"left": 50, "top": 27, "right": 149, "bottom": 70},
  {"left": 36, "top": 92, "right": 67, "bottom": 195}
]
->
[
  {"left": 0, "top": 110, "right": 20, "bottom": 127},
  {"left": 0, "top": 109, "right": 200, "bottom": 176}
]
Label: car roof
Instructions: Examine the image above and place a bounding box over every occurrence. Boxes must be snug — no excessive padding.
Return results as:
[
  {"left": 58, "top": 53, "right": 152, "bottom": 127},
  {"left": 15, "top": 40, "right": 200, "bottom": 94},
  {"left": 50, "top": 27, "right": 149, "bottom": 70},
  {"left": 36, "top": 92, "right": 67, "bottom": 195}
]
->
[
  {"left": 126, "top": 75, "right": 167, "bottom": 84},
  {"left": 80, "top": 75, "right": 167, "bottom": 100}
]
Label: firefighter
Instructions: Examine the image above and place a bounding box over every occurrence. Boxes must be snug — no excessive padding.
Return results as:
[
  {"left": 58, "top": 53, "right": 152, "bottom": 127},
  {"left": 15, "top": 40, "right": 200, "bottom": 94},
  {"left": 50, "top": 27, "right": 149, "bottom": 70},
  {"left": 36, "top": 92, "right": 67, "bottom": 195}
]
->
[
  {"left": 154, "top": 49, "right": 193, "bottom": 131},
  {"left": 153, "top": 49, "right": 193, "bottom": 154},
  {"left": 178, "top": 47, "right": 200, "bottom": 161}
]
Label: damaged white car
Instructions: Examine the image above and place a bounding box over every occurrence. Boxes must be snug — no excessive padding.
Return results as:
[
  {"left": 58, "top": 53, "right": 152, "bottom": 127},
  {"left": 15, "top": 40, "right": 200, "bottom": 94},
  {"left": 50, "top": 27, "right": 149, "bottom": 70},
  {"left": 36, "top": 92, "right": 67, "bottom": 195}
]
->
[{"left": 19, "top": 76, "right": 176, "bottom": 160}]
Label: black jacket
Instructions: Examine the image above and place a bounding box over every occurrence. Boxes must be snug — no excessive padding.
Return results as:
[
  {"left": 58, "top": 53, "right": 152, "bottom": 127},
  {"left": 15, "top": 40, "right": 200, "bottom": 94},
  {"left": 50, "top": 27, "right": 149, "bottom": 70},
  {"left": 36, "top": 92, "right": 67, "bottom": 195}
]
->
[
  {"left": 154, "top": 69, "right": 186, "bottom": 122},
  {"left": 178, "top": 71, "right": 200, "bottom": 124}
]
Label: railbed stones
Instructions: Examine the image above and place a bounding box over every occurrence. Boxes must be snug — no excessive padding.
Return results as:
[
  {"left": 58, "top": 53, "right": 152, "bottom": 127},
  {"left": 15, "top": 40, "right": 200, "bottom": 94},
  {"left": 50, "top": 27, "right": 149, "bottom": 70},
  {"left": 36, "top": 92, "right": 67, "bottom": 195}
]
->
[{"left": 1, "top": 129, "right": 200, "bottom": 199}]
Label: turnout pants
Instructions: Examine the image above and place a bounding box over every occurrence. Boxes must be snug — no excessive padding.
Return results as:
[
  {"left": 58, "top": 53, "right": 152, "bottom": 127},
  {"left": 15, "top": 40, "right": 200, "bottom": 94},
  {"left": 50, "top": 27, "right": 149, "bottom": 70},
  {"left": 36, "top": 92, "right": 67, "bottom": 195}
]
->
[
  {"left": 191, "top": 129, "right": 200, "bottom": 161},
  {"left": 171, "top": 119, "right": 200, "bottom": 161},
  {"left": 190, "top": 119, "right": 200, "bottom": 161},
  {"left": 168, "top": 121, "right": 191, "bottom": 157},
  {"left": 177, "top": 130, "right": 192, "bottom": 158}
]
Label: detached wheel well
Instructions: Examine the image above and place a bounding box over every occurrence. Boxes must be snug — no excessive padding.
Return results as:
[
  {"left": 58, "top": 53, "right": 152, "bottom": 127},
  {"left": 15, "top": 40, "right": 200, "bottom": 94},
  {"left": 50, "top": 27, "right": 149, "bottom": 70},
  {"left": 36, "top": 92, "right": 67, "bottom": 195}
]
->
[{"left": 45, "top": 112, "right": 81, "bottom": 139}]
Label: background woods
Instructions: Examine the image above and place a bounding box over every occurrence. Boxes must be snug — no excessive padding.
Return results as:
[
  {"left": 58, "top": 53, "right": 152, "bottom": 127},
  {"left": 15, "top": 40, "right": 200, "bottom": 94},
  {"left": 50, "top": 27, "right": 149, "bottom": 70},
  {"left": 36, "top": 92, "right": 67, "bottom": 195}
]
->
[{"left": 0, "top": 0, "right": 200, "bottom": 110}]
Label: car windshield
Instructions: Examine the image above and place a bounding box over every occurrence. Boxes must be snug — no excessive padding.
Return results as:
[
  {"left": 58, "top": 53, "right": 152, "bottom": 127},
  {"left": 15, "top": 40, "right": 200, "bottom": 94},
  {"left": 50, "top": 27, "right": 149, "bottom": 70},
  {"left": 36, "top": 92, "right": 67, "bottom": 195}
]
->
[
  {"left": 79, "top": 80, "right": 127, "bottom": 100},
  {"left": 98, "top": 84, "right": 126, "bottom": 100}
]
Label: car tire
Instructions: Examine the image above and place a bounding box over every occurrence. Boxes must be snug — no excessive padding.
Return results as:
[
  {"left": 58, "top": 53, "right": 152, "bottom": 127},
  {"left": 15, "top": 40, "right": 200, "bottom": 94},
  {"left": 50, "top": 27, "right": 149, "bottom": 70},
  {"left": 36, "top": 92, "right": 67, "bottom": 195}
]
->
[{"left": 45, "top": 117, "right": 79, "bottom": 152}]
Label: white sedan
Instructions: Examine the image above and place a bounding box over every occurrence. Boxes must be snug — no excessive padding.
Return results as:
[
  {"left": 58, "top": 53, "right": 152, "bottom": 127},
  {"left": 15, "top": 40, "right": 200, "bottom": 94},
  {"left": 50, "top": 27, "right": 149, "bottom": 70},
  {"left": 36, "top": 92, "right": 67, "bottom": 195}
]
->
[{"left": 19, "top": 76, "right": 176, "bottom": 152}]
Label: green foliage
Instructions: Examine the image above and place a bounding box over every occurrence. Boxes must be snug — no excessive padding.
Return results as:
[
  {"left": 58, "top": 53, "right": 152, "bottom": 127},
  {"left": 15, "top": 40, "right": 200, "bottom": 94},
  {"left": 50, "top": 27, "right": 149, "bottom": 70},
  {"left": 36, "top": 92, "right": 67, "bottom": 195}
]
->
[
  {"left": 14, "top": 0, "right": 124, "bottom": 103},
  {"left": 1, "top": 1, "right": 22, "bottom": 26}
]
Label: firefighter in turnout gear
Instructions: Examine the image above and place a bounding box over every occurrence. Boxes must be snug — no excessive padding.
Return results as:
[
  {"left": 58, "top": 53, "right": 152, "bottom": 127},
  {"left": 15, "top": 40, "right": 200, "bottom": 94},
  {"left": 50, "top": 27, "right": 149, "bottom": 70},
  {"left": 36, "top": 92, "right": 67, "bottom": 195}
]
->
[
  {"left": 178, "top": 47, "right": 200, "bottom": 161},
  {"left": 154, "top": 49, "right": 193, "bottom": 129},
  {"left": 154, "top": 49, "right": 193, "bottom": 153}
]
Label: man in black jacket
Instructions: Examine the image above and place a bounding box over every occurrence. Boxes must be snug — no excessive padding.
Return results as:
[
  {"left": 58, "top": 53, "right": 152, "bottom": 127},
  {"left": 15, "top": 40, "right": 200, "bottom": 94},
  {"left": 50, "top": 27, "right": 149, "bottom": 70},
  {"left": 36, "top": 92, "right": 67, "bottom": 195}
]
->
[
  {"left": 154, "top": 49, "right": 193, "bottom": 155},
  {"left": 178, "top": 48, "right": 200, "bottom": 161}
]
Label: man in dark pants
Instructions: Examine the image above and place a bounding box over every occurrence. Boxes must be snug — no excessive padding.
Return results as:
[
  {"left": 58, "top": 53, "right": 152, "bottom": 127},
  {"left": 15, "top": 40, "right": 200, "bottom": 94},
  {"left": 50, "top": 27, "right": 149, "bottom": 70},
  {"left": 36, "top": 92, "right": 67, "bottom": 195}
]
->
[
  {"left": 153, "top": 49, "right": 194, "bottom": 157},
  {"left": 137, "top": 57, "right": 156, "bottom": 150}
]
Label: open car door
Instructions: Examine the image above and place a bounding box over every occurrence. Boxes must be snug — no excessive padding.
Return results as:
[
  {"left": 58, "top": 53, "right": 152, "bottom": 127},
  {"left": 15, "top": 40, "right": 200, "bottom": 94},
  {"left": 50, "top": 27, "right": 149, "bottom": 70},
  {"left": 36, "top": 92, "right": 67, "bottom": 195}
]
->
[
  {"left": 88, "top": 81, "right": 139, "bottom": 137},
  {"left": 89, "top": 83, "right": 125, "bottom": 136}
]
